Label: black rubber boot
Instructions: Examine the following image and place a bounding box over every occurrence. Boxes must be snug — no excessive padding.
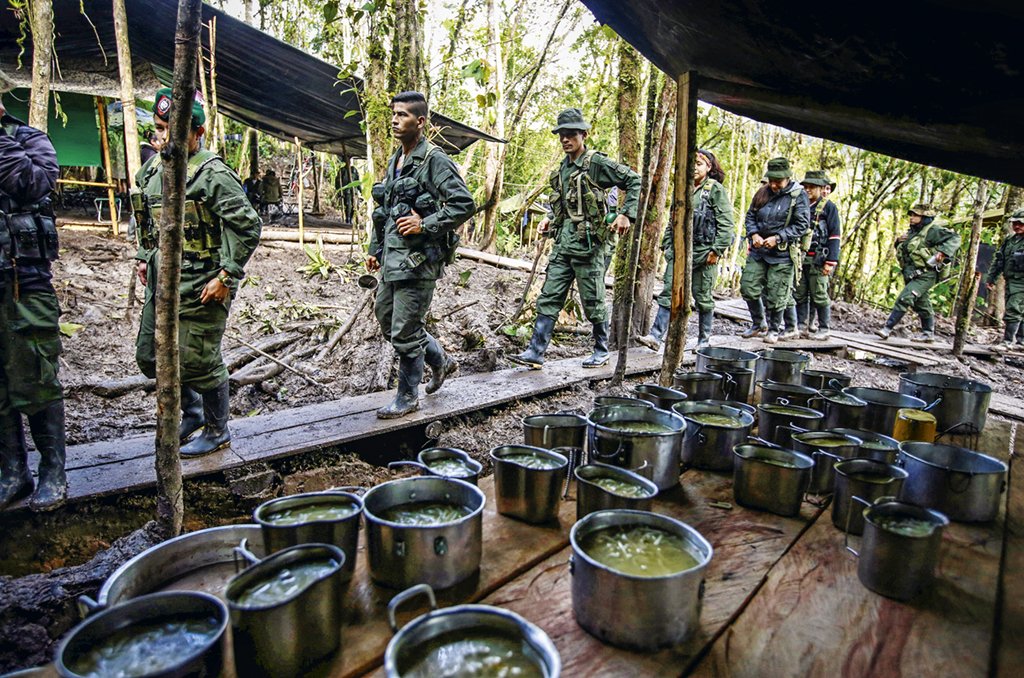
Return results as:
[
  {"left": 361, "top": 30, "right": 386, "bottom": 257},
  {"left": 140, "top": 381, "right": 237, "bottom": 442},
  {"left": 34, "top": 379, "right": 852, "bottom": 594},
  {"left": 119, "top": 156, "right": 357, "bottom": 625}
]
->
[
  {"left": 0, "top": 412, "right": 33, "bottom": 510},
  {"left": 583, "top": 322, "right": 610, "bottom": 368},
  {"left": 510, "top": 315, "right": 556, "bottom": 368},
  {"left": 741, "top": 298, "right": 768, "bottom": 338},
  {"left": 1016, "top": 322, "right": 1024, "bottom": 346},
  {"left": 697, "top": 310, "right": 714, "bottom": 349},
  {"left": 377, "top": 354, "right": 424, "bottom": 419},
  {"left": 179, "top": 386, "right": 205, "bottom": 442},
  {"left": 911, "top": 315, "right": 936, "bottom": 343},
  {"left": 764, "top": 309, "right": 783, "bottom": 344},
  {"left": 781, "top": 306, "right": 800, "bottom": 340},
  {"left": 637, "top": 305, "right": 671, "bottom": 350},
  {"left": 424, "top": 334, "right": 458, "bottom": 395},
  {"left": 796, "top": 300, "right": 811, "bottom": 336},
  {"left": 27, "top": 401, "right": 67, "bottom": 512},
  {"left": 1003, "top": 321, "right": 1020, "bottom": 344},
  {"left": 812, "top": 305, "right": 832, "bottom": 339},
  {"left": 181, "top": 381, "right": 232, "bottom": 457},
  {"left": 875, "top": 309, "right": 905, "bottom": 339}
]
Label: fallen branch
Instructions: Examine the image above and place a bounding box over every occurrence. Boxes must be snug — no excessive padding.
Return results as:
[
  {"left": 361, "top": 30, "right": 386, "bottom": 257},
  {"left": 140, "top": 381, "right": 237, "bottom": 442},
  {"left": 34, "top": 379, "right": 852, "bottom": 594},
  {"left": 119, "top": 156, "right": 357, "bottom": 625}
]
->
[
  {"left": 505, "top": 238, "right": 548, "bottom": 325},
  {"left": 443, "top": 299, "right": 480, "bottom": 317},
  {"left": 316, "top": 287, "right": 375, "bottom": 361},
  {"left": 229, "top": 331, "right": 332, "bottom": 391},
  {"left": 371, "top": 342, "right": 395, "bottom": 391}
]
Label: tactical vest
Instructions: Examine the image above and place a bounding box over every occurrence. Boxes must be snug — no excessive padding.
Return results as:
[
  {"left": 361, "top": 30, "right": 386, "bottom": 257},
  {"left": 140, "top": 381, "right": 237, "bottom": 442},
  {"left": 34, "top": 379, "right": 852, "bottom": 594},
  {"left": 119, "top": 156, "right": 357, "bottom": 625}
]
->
[
  {"left": 693, "top": 180, "right": 717, "bottom": 246},
  {"left": 0, "top": 123, "right": 59, "bottom": 268},
  {"left": 550, "top": 150, "right": 610, "bottom": 244},
  {"left": 132, "top": 150, "right": 222, "bottom": 260},
  {"left": 903, "top": 221, "right": 940, "bottom": 270}
]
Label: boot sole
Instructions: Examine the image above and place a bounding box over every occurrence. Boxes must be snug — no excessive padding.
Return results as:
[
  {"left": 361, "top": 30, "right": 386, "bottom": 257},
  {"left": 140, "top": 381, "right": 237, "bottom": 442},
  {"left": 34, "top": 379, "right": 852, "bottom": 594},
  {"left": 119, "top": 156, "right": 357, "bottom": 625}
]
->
[
  {"left": 180, "top": 439, "right": 231, "bottom": 458},
  {"left": 582, "top": 360, "right": 609, "bottom": 369},
  {"left": 29, "top": 495, "right": 67, "bottom": 512},
  {"left": 509, "top": 357, "right": 543, "bottom": 369},
  {"left": 377, "top": 403, "right": 421, "bottom": 420}
]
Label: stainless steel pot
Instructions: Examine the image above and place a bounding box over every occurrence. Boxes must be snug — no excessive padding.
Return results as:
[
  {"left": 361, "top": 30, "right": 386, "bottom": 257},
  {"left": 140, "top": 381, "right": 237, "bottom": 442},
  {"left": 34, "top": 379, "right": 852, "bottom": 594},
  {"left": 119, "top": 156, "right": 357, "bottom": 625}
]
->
[
  {"left": 696, "top": 346, "right": 758, "bottom": 372},
  {"left": 587, "top": 405, "right": 686, "bottom": 491},
  {"left": 594, "top": 395, "right": 653, "bottom": 409},
  {"left": 842, "top": 387, "right": 927, "bottom": 436},
  {"left": 636, "top": 382, "right": 690, "bottom": 409},
  {"left": 758, "top": 380, "right": 819, "bottom": 407},
  {"left": 830, "top": 428, "right": 900, "bottom": 464},
  {"left": 570, "top": 510, "right": 712, "bottom": 651},
  {"left": 363, "top": 477, "right": 485, "bottom": 590},
  {"left": 384, "top": 584, "right": 561, "bottom": 678},
  {"left": 388, "top": 447, "right": 482, "bottom": 485},
  {"left": 254, "top": 490, "right": 363, "bottom": 577},
  {"left": 755, "top": 349, "right": 810, "bottom": 385},
  {"left": 523, "top": 413, "right": 589, "bottom": 450},
  {"left": 701, "top": 399, "right": 757, "bottom": 419},
  {"left": 491, "top": 445, "right": 568, "bottom": 524},
  {"left": 58, "top": 592, "right": 228, "bottom": 678},
  {"left": 755, "top": 402, "right": 823, "bottom": 447},
  {"left": 809, "top": 390, "right": 867, "bottom": 430},
  {"left": 898, "top": 441, "right": 1007, "bottom": 522},
  {"left": 672, "top": 401, "right": 754, "bottom": 471},
  {"left": 573, "top": 463, "right": 658, "bottom": 520},
  {"left": 832, "top": 459, "right": 908, "bottom": 534},
  {"left": 801, "top": 368, "right": 852, "bottom": 391},
  {"left": 898, "top": 372, "right": 992, "bottom": 435},
  {"left": 227, "top": 543, "right": 346, "bottom": 678},
  {"left": 846, "top": 498, "right": 949, "bottom": 600},
  {"left": 669, "top": 372, "right": 722, "bottom": 401},
  {"left": 704, "top": 365, "right": 755, "bottom": 403},
  {"left": 786, "top": 429, "right": 862, "bottom": 495},
  {"left": 732, "top": 443, "right": 814, "bottom": 517}
]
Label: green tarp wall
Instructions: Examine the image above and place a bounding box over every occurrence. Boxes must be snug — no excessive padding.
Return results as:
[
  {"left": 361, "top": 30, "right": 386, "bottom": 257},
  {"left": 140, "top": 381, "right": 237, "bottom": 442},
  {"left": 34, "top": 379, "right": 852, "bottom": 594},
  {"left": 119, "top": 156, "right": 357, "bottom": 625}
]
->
[{"left": 5, "top": 89, "right": 101, "bottom": 167}]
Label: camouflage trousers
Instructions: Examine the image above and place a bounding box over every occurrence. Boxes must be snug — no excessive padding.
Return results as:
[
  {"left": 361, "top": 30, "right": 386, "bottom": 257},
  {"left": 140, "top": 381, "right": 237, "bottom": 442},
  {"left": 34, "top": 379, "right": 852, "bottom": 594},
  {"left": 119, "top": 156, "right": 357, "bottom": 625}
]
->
[
  {"left": 740, "top": 258, "right": 794, "bottom": 312},
  {"left": 375, "top": 279, "right": 437, "bottom": 357},
  {"left": 536, "top": 248, "right": 608, "bottom": 323},
  {"left": 0, "top": 285, "right": 63, "bottom": 416},
  {"left": 795, "top": 264, "right": 831, "bottom": 308},
  {"left": 892, "top": 271, "right": 938, "bottom": 322},
  {"left": 657, "top": 252, "right": 717, "bottom": 313}
]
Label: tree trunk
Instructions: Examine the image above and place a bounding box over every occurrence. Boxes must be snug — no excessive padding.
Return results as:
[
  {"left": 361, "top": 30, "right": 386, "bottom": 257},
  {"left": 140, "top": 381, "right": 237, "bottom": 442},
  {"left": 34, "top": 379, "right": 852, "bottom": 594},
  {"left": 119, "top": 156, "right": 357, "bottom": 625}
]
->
[
  {"left": 28, "top": 0, "right": 54, "bottom": 131},
  {"left": 616, "top": 40, "right": 642, "bottom": 169},
  {"left": 477, "top": 0, "right": 507, "bottom": 253},
  {"left": 365, "top": 10, "right": 392, "bottom": 216},
  {"left": 113, "top": 0, "right": 142, "bottom": 185},
  {"left": 389, "top": 0, "right": 427, "bottom": 95},
  {"left": 154, "top": 0, "right": 203, "bottom": 539},
  {"left": 953, "top": 180, "right": 988, "bottom": 356}
]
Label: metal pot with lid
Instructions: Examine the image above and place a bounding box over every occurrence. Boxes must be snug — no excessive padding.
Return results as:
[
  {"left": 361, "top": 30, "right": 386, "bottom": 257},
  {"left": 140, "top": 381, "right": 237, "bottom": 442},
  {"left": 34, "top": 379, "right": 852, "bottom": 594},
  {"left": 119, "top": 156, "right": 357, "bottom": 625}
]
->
[
  {"left": 587, "top": 405, "right": 686, "bottom": 491},
  {"left": 755, "top": 348, "right": 810, "bottom": 385},
  {"left": 673, "top": 401, "right": 754, "bottom": 471},
  {"left": 897, "top": 372, "right": 992, "bottom": 435},
  {"left": 898, "top": 441, "right": 1007, "bottom": 522}
]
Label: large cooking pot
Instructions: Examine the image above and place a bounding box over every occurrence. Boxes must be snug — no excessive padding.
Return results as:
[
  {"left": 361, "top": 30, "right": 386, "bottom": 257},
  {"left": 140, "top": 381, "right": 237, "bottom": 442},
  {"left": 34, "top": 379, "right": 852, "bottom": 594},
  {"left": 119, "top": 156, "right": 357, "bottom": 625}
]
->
[
  {"left": 573, "top": 463, "right": 658, "bottom": 521},
  {"left": 898, "top": 442, "right": 1007, "bottom": 522},
  {"left": 570, "top": 510, "right": 712, "bottom": 651},
  {"left": 801, "top": 369, "right": 852, "bottom": 391},
  {"left": 57, "top": 592, "right": 228, "bottom": 678},
  {"left": 594, "top": 395, "right": 654, "bottom": 409},
  {"left": 523, "top": 413, "right": 589, "bottom": 450},
  {"left": 732, "top": 443, "right": 814, "bottom": 517},
  {"left": 785, "top": 430, "right": 862, "bottom": 495},
  {"left": 832, "top": 459, "right": 908, "bottom": 534},
  {"left": 704, "top": 365, "right": 755, "bottom": 403},
  {"left": 843, "top": 387, "right": 928, "bottom": 436},
  {"left": 755, "top": 402, "right": 823, "bottom": 447},
  {"left": 672, "top": 401, "right": 754, "bottom": 471},
  {"left": 363, "top": 477, "right": 485, "bottom": 590},
  {"left": 491, "top": 445, "right": 568, "bottom": 524},
  {"left": 587, "top": 405, "right": 685, "bottom": 491},
  {"left": 384, "top": 584, "right": 561, "bottom": 677},
  {"left": 755, "top": 349, "right": 810, "bottom": 385},
  {"left": 669, "top": 372, "right": 722, "bottom": 401},
  {"left": 635, "top": 383, "right": 690, "bottom": 409},
  {"left": 254, "top": 490, "right": 362, "bottom": 577},
  {"left": 829, "top": 428, "right": 900, "bottom": 464},
  {"left": 701, "top": 399, "right": 757, "bottom": 419},
  {"left": 696, "top": 346, "right": 758, "bottom": 373},
  {"left": 898, "top": 372, "right": 992, "bottom": 435},
  {"left": 810, "top": 390, "right": 867, "bottom": 430},
  {"left": 227, "top": 543, "right": 346, "bottom": 678},
  {"left": 387, "top": 447, "right": 482, "bottom": 485},
  {"left": 758, "top": 380, "right": 819, "bottom": 408}
]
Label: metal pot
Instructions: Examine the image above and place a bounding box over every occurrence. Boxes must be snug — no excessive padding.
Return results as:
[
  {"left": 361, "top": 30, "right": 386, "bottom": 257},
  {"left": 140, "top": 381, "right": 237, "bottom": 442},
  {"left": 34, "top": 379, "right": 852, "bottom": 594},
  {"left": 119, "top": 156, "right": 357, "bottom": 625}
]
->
[
  {"left": 573, "top": 463, "right": 658, "bottom": 521},
  {"left": 786, "top": 429, "right": 862, "bottom": 495},
  {"left": 587, "top": 405, "right": 686, "bottom": 491},
  {"left": 696, "top": 346, "right": 758, "bottom": 373},
  {"left": 832, "top": 459, "right": 908, "bottom": 534},
  {"left": 363, "top": 477, "right": 485, "bottom": 590},
  {"left": 635, "top": 383, "right": 690, "bottom": 409},
  {"left": 388, "top": 447, "right": 482, "bottom": 485},
  {"left": 758, "top": 380, "right": 819, "bottom": 407},
  {"left": 523, "top": 413, "right": 589, "bottom": 450},
  {"left": 570, "top": 510, "right": 712, "bottom": 651},
  {"left": 384, "top": 584, "right": 561, "bottom": 678},
  {"left": 254, "top": 490, "right": 363, "bottom": 577},
  {"left": 801, "top": 368, "right": 852, "bottom": 391},
  {"left": 594, "top": 395, "right": 653, "bottom": 409},
  {"left": 829, "top": 428, "right": 900, "bottom": 464},
  {"left": 842, "top": 387, "right": 928, "bottom": 436},
  {"left": 755, "top": 349, "right": 810, "bottom": 385},
  {"left": 809, "top": 390, "right": 867, "bottom": 430},
  {"left": 846, "top": 498, "right": 949, "bottom": 600},
  {"left": 669, "top": 372, "right": 722, "bottom": 401},
  {"left": 732, "top": 443, "right": 814, "bottom": 517},
  {"left": 491, "top": 445, "right": 568, "bottom": 524},
  {"left": 755, "top": 402, "right": 823, "bottom": 447},
  {"left": 898, "top": 442, "right": 1007, "bottom": 522},
  {"left": 672, "top": 401, "right": 754, "bottom": 471},
  {"left": 701, "top": 399, "right": 757, "bottom": 419},
  {"left": 704, "top": 365, "right": 755, "bottom": 403},
  {"left": 58, "top": 592, "right": 228, "bottom": 678},
  {"left": 227, "top": 543, "right": 346, "bottom": 678},
  {"left": 898, "top": 372, "right": 992, "bottom": 435}
]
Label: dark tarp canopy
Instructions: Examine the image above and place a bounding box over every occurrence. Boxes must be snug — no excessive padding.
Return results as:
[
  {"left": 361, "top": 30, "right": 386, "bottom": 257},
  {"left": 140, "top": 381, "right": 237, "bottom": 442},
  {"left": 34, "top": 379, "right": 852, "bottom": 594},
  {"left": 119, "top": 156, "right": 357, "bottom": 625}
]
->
[
  {"left": 580, "top": 0, "right": 1024, "bottom": 186},
  {"left": 0, "top": 0, "right": 502, "bottom": 157}
]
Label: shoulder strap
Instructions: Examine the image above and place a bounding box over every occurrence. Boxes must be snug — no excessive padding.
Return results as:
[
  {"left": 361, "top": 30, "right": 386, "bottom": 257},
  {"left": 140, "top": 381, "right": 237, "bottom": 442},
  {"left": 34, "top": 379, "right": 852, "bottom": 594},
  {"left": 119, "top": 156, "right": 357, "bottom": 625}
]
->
[{"left": 186, "top": 150, "right": 220, "bottom": 185}]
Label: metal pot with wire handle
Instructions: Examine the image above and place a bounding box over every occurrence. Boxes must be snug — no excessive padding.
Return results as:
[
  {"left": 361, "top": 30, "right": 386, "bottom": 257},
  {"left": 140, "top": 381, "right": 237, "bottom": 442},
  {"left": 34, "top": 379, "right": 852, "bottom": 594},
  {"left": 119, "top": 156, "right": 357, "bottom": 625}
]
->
[{"left": 387, "top": 447, "right": 482, "bottom": 485}]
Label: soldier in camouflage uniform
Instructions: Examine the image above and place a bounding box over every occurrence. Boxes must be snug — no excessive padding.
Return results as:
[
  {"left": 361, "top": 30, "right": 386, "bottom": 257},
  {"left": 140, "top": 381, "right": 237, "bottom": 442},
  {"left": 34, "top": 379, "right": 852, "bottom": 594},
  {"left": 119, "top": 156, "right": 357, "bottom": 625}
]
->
[
  {"left": 876, "top": 204, "right": 961, "bottom": 343},
  {"left": 986, "top": 209, "right": 1024, "bottom": 350},
  {"left": 795, "top": 170, "right": 841, "bottom": 340},
  {"left": 368, "top": 92, "right": 474, "bottom": 419},
  {"left": 639, "top": 148, "right": 733, "bottom": 350},
  {"left": 0, "top": 96, "right": 66, "bottom": 511},
  {"left": 133, "top": 88, "right": 262, "bottom": 456},
  {"left": 511, "top": 108, "right": 641, "bottom": 369}
]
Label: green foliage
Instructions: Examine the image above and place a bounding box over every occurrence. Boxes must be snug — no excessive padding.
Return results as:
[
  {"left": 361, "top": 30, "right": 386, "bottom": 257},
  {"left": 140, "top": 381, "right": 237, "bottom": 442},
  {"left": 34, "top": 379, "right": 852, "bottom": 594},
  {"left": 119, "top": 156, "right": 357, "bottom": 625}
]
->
[
  {"left": 457, "top": 269, "right": 473, "bottom": 287},
  {"left": 297, "top": 236, "right": 335, "bottom": 280}
]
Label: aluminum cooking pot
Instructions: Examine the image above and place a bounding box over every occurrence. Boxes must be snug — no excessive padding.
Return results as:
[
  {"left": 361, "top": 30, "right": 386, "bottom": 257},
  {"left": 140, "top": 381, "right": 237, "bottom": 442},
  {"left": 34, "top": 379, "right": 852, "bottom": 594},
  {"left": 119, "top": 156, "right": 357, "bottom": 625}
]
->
[
  {"left": 594, "top": 395, "right": 654, "bottom": 409},
  {"left": 801, "top": 368, "right": 852, "bottom": 391},
  {"left": 573, "top": 463, "right": 658, "bottom": 520},
  {"left": 363, "top": 477, "right": 485, "bottom": 590},
  {"left": 809, "top": 390, "right": 867, "bottom": 430},
  {"left": 732, "top": 443, "right": 814, "bottom": 517},
  {"left": 669, "top": 372, "right": 722, "bottom": 401},
  {"left": 570, "top": 510, "right": 712, "bottom": 651},
  {"left": 701, "top": 399, "right": 757, "bottom": 419},
  {"left": 898, "top": 372, "right": 992, "bottom": 435},
  {"left": 755, "top": 402, "right": 823, "bottom": 447},
  {"left": 758, "top": 380, "right": 819, "bottom": 408},
  {"left": 587, "top": 405, "right": 686, "bottom": 491},
  {"left": 842, "top": 387, "right": 929, "bottom": 436},
  {"left": 635, "top": 383, "right": 690, "bottom": 409},
  {"left": 755, "top": 349, "right": 810, "bottom": 385},
  {"left": 832, "top": 459, "right": 908, "bottom": 534},
  {"left": 705, "top": 365, "right": 755, "bottom": 403},
  {"left": 898, "top": 441, "right": 1007, "bottom": 522},
  {"left": 384, "top": 584, "right": 561, "bottom": 677},
  {"left": 387, "top": 447, "right": 482, "bottom": 485},
  {"left": 696, "top": 346, "right": 758, "bottom": 373},
  {"left": 829, "top": 428, "right": 900, "bottom": 464},
  {"left": 491, "top": 445, "right": 568, "bottom": 524},
  {"left": 254, "top": 489, "right": 363, "bottom": 577},
  {"left": 672, "top": 401, "right": 754, "bottom": 471},
  {"left": 523, "top": 413, "right": 589, "bottom": 450},
  {"left": 784, "top": 429, "right": 862, "bottom": 495}
]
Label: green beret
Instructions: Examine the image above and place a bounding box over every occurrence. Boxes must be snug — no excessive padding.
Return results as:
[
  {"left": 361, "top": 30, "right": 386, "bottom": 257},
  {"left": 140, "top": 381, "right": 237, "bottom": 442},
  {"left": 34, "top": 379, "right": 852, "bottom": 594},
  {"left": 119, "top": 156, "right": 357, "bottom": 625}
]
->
[{"left": 154, "top": 87, "right": 206, "bottom": 128}]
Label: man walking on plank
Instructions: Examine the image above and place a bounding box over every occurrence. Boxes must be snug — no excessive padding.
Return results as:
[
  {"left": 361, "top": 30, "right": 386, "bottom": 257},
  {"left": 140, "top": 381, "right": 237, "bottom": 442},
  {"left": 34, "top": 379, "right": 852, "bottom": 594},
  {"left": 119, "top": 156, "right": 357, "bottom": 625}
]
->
[
  {"left": 367, "top": 91, "right": 474, "bottom": 419},
  {"left": 133, "top": 88, "right": 262, "bottom": 456},
  {"left": 511, "top": 108, "right": 641, "bottom": 369},
  {"left": 986, "top": 209, "right": 1024, "bottom": 350}
]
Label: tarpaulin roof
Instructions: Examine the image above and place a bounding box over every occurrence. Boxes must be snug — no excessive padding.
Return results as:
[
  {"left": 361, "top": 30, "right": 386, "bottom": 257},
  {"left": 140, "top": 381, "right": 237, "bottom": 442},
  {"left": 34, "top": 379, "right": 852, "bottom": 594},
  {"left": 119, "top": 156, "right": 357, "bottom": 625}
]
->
[
  {"left": 0, "top": 0, "right": 502, "bottom": 157},
  {"left": 580, "top": 0, "right": 1024, "bottom": 186}
]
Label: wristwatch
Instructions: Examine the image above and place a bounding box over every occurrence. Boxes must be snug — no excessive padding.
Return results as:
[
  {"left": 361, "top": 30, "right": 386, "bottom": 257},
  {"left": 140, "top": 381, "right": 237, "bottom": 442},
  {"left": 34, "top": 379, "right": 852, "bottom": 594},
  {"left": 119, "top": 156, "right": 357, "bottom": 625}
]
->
[{"left": 217, "top": 270, "right": 236, "bottom": 289}]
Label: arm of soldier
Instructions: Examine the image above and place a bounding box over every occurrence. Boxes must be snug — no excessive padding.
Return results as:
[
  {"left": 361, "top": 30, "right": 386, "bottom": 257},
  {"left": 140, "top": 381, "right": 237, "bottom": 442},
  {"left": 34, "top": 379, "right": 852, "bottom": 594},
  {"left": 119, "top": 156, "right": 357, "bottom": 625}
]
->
[
  {"left": 930, "top": 224, "right": 962, "bottom": 262},
  {"left": 823, "top": 202, "right": 842, "bottom": 273},
  {"left": 709, "top": 182, "right": 735, "bottom": 262},
  {"left": 777, "top": 189, "right": 811, "bottom": 245},
  {"left": 593, "top": 156, "right": 640, "bottom": 233},
  {"left": 0, "top": 125, "right": 58, "bottom": 204},
  {"left": 201, "top": 166, "right": 262, "bottom": 305},
  {"left": 744, "top": 202, "right": 763, "bottom": 247},
  {"left": 417, "top": 155, "right": 475, "bottom": 236}
]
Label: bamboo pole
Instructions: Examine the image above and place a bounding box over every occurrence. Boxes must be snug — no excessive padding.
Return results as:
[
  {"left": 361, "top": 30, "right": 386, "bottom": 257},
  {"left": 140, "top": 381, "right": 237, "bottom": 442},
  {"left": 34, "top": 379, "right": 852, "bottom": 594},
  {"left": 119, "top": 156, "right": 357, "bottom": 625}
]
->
[
  {"left": 95, "top": 99, "right": 120, "bottom": 236},
  {"left": 953, "top": 179, "right": 988, "bottom": 356},
  {"left": 113, "top": 0, "right": 142, "bottom": 187},
  {"left": 295, "top": 137, "right": 305, "bottom": 246},
  {"left": 208, "top": 17, "right": 226, "bottom": 152},
  {"left": 28, "top": 0, "right": 53, "bottom": 131},
  {"left": 659, "top": 72, "right": 697, "bottom": 386}
]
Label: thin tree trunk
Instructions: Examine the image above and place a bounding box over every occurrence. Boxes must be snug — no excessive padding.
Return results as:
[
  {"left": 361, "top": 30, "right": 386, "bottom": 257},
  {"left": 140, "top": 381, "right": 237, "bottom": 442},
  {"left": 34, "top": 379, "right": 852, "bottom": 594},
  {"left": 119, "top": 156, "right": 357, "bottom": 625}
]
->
[
  {"left": 154, "top": 0, "right": 203, "bottom": 539},
  {"left": 953, "top": 179, "right": 988, "bottom": 356},
  {"left": 616, "top": 40, "right": 641, "bottom": 169},
  {"left": 113, "top": 0, "right": 142, "bottom": 184},
  {"left": 478, "top": 0, "right": 506, "bottom": 253},
  {"left": 28, "top": 0, "right": 53, "bottom": 131},
  {"left": 389, "top": 0, "right": 427, "bottom": 94},
  {"left": 365, "top": 11, "right": 391, "bottom": 215}
]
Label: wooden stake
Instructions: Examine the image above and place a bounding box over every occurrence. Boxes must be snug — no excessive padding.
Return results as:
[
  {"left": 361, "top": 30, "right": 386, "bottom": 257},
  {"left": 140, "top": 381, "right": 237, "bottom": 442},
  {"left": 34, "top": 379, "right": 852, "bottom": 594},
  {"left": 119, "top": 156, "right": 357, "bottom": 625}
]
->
[
  {"left": 953, "top": 179, "right": 988, "bottom": 356},
  {"left": 113, "top": 0, "right": 142, "bottom": 187},
  {"left": 296, "top": 137, "right": 305, "bottom": 246},
  {"left": 95, "top": 99, "right": 120, "bottom": 236}
]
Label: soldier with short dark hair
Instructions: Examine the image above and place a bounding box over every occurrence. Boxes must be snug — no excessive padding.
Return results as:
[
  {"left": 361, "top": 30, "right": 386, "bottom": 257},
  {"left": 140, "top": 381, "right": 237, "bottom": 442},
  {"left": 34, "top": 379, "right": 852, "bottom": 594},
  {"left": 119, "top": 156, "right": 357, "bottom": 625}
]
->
[{"left": 986, "top": 209, "right": 1024, "bottom": 350}]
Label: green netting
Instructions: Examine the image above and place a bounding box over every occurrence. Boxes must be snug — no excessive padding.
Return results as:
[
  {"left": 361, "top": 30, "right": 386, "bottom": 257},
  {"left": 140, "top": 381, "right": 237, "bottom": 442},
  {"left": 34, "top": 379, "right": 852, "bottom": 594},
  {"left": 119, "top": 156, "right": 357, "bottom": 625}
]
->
[{"left": 5, "top": 89, "right": 101, "bottom": 167}]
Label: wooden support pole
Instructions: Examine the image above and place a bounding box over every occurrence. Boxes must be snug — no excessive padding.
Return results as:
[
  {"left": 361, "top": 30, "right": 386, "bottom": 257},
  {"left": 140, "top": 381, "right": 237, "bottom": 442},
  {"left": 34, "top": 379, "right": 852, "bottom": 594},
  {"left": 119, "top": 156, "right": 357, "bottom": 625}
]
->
[
  {"left": 113, "top": 0, "right": 142, "bottom": 187},
  {"left": 953, "top": 179, "right": 988, "bottom": 356},
  {"left": 659, "top": 71, "right": 697, "bottom": 385},
  {"left": 95, "top": 99, "right": 120, "bottom": 236},
  {"left": 295, "top": 137, "right": 305, "bottom": 246}
]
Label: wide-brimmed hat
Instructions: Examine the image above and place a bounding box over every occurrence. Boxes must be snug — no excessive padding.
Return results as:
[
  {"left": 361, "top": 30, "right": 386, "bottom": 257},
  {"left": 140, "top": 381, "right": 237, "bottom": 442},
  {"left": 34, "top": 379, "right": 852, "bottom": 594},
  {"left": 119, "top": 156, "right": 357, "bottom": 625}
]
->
[
  {"left": 908, "top": 203, "right": 937, "bottom": 218},
  {"left": 765, "top": 157, "right": 791, "bottom": 180},
  {"left": 827, "top": 176, "right": 837, "bottom": 192},
  {"left": 552, "top": 108, "right": 591, "bottom": 134},
  {"left": 1009, "top": 208, "right": 1024, "bottom": 223},
  {"left": 800, "top": 169, "right": 829, "bottom": 187}
]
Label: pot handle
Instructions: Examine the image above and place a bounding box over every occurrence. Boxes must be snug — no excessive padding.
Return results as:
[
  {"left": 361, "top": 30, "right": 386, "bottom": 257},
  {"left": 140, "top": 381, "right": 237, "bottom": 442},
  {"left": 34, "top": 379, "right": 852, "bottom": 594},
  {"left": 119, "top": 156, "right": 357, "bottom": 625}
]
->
[
  {"left": 843, "top": 495, "right": 874, "bottom": 557},
  {"left": 387, "top": 584, "right": 438, "bottom": 633},
  {"left": 721, "top": 372, "right": 736, "bottom": 400},
  {"left": 388, "top": 460, "right": 428, "bottom": 474},
  {"left": 827, "top": 378, "right": 845, "bottom": 391},
  {"left": 233, "top": 538, "right": 263, "bottom": 571},
  {"left": 326, "top": 485, "right": 367, "bottom": 496},
  {"left": 747, "top": 435, "right": 781, "bottom": 449},
  {"left": 923, "top": 395, "right": 943, "bottom": 412},
  {"left": 77, "top": 595, "right": 104, "bottom": 619},
  {"left": 807, "top": 448, "right": 843, "bottom": 495}
]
